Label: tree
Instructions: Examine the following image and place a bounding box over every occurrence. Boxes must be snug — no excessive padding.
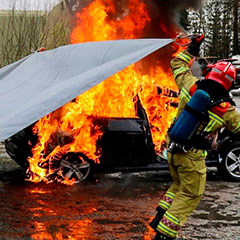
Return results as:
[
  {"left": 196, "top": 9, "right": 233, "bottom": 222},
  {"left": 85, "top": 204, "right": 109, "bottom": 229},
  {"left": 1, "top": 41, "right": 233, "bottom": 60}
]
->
[
  {"left": 187, "top": 0, "right": 240, "bottom": 58},
  {"left": 0, "top": 2, "right": 70, "bottom": 68},
  {"left": 233, "top": 0, "right": 239, "bottom": 55},
  {"left": 179, "top": 9, "right": 190, "bottom": 31}
]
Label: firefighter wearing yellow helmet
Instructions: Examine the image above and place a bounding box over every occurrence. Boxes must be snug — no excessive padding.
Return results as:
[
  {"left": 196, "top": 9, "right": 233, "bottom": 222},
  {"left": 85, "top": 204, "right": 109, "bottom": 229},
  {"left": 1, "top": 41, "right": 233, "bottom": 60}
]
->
[{"left": 150, "top": 35, "right": 240, "bottom": 240}]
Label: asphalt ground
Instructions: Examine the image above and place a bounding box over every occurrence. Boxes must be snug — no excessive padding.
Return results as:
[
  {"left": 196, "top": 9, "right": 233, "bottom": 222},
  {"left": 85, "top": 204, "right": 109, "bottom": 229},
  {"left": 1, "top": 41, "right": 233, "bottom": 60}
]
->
[{"left": 0, "top": 161, "right": 239, "bottom": 240}]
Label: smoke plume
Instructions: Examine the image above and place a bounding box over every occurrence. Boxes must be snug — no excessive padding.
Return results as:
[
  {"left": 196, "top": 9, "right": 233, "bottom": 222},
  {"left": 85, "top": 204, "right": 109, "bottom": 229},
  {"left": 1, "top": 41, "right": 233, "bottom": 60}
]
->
[{"left": 157, "top": 0, "right": 203, "bottom": 9}]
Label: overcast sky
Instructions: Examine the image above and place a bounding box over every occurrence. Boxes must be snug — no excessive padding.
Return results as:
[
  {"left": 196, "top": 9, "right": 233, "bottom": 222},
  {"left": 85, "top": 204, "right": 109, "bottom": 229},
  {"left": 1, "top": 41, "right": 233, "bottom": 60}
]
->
[{"left": 0, "top": 0, "right": 61, "bottom": 10}]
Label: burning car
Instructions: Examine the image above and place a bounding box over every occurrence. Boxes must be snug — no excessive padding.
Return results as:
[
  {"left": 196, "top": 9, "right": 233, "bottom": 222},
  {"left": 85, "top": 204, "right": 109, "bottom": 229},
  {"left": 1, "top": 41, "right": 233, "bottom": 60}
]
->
[
  {"left": 5, "top": 90, "right": 240, "bottom": 183},
  {"left": 4, "top": 91, "right": 176, "bottom": 184}
]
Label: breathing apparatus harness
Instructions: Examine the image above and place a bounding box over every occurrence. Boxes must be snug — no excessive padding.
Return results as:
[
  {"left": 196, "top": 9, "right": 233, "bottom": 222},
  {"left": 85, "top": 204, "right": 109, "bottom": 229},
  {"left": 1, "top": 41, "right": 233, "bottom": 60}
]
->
[
  {"left": 168, "top": 78, "right": 236, "bottom": 155},
  {"left": 168, "top": 33, "right": 236, "bottom": 155}
]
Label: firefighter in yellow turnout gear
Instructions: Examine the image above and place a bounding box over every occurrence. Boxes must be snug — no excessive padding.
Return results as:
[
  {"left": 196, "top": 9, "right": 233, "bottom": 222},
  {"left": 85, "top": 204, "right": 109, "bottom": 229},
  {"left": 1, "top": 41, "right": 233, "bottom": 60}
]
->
[{"left": 150, "top": 35, "right": 240, "bottom": 240}]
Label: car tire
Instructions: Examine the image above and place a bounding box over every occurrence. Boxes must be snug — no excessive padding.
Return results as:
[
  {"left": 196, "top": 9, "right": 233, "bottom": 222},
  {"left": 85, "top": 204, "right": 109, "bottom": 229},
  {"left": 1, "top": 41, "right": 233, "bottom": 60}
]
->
[
  {"left": 59, "top": 152, "right": 95, "bottom": 182},
  {"left": 218, "top": 141, "right": 240, "bottom": 181}
]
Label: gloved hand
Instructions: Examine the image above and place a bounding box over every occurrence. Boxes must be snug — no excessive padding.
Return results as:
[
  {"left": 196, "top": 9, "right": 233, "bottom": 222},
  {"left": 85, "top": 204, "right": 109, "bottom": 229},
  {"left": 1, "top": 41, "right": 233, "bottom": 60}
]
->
[{"left": 187, "top": 34, "right": 205, "bottom": 56}]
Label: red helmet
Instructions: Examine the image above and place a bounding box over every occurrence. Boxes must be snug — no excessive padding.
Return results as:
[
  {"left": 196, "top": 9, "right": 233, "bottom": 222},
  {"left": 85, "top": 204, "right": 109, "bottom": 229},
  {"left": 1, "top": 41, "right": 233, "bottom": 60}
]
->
[{"left": 205, "top": 61, "right": 236, "bottom": 91}]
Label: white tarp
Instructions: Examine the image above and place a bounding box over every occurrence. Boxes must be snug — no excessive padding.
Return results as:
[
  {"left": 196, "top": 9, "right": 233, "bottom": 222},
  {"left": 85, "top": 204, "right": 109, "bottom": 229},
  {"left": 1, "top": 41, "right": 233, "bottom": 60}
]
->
[{"left": 0, "top": 38, "right": 173, "bottom": 141}]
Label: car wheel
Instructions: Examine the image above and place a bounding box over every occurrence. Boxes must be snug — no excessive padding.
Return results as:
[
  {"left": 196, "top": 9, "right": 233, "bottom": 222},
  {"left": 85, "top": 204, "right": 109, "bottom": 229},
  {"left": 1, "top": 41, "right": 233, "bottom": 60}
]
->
[
  {"left": 218, "top": 141, "right": 240, "bottom": 181},
  {"left": 59, "top": 152, "right": 94, "bottom": 182}
]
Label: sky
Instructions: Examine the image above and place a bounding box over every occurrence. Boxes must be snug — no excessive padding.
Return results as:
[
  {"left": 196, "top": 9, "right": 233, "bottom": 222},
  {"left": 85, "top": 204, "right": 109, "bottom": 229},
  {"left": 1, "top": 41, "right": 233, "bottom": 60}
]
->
[{"left": 0, "top": 0, "right": 61, "bottom": 10}]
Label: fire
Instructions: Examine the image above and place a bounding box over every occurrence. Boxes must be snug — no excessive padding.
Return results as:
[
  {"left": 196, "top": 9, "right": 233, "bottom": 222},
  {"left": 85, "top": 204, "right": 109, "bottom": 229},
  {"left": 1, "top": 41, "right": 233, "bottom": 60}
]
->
[
  {"left": 27, "top": 0, "right": 181, "bottom": 184},
  {"left": 70, "top": 0, "right": 150, "bottom": 42}
]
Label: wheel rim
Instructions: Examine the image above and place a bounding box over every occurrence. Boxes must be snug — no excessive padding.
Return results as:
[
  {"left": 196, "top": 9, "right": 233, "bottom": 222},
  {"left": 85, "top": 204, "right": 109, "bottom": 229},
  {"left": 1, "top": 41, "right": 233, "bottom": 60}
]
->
[
  {"left": 225, "top": 147, "right": 240, "bottom": 179},
  {"left": 60, "top": 153, "right": 91, "bottom": 182}
]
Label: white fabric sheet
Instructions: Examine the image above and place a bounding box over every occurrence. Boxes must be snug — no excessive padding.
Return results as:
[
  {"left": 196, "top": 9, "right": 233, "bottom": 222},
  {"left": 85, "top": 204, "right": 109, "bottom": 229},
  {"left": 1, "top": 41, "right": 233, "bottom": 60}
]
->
[{"left": 0, "top": 38, "right": 173, "bottom": 141}]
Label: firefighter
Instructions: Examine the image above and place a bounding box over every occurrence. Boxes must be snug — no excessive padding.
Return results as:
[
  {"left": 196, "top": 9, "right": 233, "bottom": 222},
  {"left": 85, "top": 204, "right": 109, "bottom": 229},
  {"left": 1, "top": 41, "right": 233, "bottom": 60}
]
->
[{"left": 150, "top": 35, "right": 240, "bottom": 240}]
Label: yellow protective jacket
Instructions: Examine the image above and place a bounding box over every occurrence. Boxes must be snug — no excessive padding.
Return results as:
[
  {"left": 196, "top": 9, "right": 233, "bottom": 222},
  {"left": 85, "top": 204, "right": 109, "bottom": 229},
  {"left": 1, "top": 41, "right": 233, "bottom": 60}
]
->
[{"left": 170, "top": 50, "right": 240, "bottom": 159}]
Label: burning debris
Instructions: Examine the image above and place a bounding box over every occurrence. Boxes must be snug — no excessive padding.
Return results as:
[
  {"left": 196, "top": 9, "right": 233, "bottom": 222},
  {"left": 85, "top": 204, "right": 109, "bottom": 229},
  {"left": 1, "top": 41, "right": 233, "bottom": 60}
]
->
[
  {"left": 44, "top": 127, "right": 78, "bottom": 156},
  {"left": 26, "top": 0, "right": 203, "bottom": 184}
]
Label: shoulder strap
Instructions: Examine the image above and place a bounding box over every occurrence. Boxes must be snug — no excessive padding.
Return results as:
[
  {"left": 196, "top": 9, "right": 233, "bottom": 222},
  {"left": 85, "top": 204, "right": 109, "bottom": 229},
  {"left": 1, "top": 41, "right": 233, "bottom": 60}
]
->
[{"left": 184, "top": 105, "right": 209, "bottom": 121}]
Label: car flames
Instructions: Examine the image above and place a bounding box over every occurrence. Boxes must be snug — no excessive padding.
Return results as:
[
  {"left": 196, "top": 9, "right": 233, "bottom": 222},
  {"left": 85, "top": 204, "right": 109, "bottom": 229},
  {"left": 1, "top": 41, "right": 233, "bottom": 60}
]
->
[{"left": 27, "top": 0, "right": 184, "bottom": 184}]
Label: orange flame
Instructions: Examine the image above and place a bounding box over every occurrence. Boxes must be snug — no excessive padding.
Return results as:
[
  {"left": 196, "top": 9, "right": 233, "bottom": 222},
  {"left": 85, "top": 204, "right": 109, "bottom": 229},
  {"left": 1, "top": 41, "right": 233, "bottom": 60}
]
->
[
  {"left": 27, "top": 0, "right": 180, "bottom": 183},
  {"left": 71, "top": 0, "right": 151, "bottom": 42}
]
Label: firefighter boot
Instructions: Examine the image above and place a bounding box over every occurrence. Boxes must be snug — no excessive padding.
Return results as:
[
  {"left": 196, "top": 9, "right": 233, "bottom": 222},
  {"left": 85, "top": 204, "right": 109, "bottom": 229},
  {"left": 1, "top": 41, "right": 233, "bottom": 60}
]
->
[
  {"left": 153, "top": 232, "right": 175, "bottom": 240},
  {"left": 149, "top": 206, "right": 166, "bottom": 230}
]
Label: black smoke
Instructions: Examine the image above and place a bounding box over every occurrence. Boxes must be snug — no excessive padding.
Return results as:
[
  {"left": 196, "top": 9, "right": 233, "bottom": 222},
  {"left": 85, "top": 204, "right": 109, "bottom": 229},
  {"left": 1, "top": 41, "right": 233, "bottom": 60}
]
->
[{"left": 156, "top": 0, "right": 202, "bottom": 9}]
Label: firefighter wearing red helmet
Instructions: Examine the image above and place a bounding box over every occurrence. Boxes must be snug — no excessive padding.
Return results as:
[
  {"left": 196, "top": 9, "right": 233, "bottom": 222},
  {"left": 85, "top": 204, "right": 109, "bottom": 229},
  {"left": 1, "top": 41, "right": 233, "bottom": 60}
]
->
[
  {"left": 205, "top": 61, "right": 236, "bottom": 91},
  {"left": 150, "top": 35, "right": 240, "bottom": 240}
]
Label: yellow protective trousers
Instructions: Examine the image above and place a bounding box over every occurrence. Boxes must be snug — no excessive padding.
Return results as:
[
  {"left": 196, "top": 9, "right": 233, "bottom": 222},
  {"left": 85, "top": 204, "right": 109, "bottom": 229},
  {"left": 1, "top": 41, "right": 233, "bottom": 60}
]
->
[{"left": 157, "top": 150, "right": 207, "bottom": 238}]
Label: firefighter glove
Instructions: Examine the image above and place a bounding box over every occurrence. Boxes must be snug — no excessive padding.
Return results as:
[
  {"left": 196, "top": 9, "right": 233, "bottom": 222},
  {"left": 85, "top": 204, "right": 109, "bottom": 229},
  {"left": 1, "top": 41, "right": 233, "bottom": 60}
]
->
[{"left": 187, "top": 34, "right": 204, "bottom": 56}]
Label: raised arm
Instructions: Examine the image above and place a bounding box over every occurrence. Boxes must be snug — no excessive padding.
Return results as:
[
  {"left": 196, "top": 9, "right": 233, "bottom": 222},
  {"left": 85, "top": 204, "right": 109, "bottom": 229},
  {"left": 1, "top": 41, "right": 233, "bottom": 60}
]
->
[{"left": 170, "top": 34, "right": 205, "bottom": 91}]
